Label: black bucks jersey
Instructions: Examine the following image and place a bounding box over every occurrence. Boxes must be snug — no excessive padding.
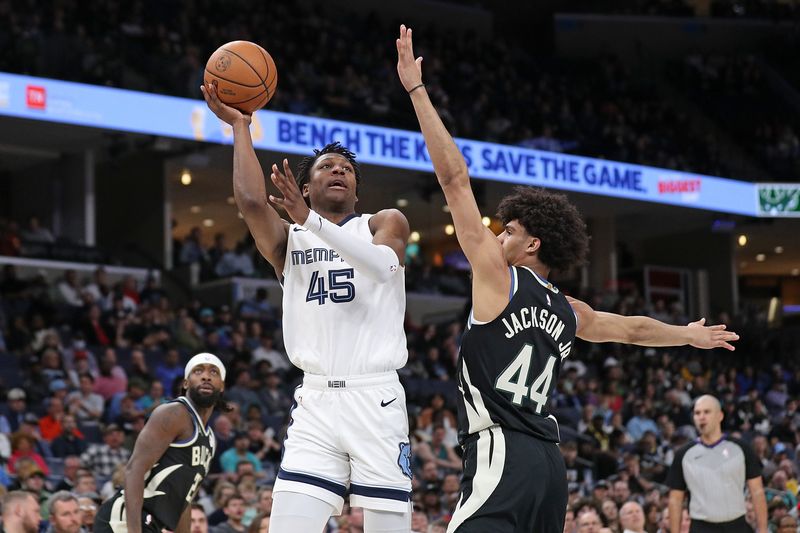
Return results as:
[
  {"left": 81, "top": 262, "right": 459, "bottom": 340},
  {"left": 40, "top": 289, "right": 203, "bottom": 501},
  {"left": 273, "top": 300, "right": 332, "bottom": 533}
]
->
[
  {"left": 456, "top": 266, "right": 576, "bottom": 444},
  {"left": 95, "top": 396, "right": 216, "bottom": 532}
]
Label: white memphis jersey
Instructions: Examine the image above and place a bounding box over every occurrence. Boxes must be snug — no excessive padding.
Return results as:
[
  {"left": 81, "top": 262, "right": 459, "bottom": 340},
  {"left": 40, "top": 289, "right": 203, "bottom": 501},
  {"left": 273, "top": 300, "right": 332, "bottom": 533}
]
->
[{"left": 281, "top": 213, "right": 407, "bottom": 376}]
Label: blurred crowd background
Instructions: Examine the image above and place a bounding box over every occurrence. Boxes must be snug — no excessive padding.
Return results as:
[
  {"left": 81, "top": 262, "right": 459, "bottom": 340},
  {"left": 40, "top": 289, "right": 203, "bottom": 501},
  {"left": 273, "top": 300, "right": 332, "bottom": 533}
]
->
[{"left": 1, "top": 0, "right": 800, "bottom": 532}]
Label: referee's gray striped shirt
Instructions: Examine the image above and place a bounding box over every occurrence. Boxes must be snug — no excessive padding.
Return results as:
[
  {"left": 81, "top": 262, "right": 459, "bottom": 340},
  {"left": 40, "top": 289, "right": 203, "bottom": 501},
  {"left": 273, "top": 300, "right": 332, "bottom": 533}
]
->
[{"left": 665, "top": 436, "right": 761, "bottom": 523}]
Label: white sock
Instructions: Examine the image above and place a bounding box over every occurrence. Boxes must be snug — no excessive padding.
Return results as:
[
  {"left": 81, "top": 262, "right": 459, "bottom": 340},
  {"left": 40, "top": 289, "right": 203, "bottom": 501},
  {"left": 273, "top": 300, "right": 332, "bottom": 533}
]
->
[
  {"left": 364, "top": 508, "right": 412, "bottom": 533},
  {"left": 268, "top": 492, "right": 335, "bottom": 533}
]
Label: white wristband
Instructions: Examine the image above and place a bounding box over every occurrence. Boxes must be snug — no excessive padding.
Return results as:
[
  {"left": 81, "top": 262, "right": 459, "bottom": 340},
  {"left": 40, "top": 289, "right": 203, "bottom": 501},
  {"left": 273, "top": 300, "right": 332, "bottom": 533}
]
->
[{"left": 302, "top": 210, "right": 324, "bottom": 233}]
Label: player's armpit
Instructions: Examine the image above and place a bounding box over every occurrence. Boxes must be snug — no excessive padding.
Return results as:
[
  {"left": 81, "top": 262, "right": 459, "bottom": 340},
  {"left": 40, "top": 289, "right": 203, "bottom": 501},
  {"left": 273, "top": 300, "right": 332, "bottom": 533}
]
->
[
  {"left": 124, "top": 403, "right": 192, "bottom": 533},
  {"left": 240, "top": 206, "right": 289, "bottom": 272},
  {"left": 127, "top": 403, "right": 191, "bottom": 477},
  {"left": 369, "top": 208, "right": 411, "bottom": 265},
  {"left": 250, "top": 219, "right": 290, "bottom": 274}
]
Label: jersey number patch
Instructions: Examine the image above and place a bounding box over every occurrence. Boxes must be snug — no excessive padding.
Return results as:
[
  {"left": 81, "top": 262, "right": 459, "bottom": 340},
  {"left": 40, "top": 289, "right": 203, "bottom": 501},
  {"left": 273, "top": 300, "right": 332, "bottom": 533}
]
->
[
  {"left": 494, "top": 344, "right": 556, "bottom": 414},
  {"left": 306, "top": 268, "right": 355, "bottom": 305},
  {"left": 186, "top": 472, "right": 203, "bottom": 503}
]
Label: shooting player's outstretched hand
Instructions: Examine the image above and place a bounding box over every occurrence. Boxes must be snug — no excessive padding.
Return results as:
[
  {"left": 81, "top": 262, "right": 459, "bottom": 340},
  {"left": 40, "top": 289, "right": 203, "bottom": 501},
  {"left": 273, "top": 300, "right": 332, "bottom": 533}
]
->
[{"left": 200, "top": 82, "right": 250, "bottom": 126}]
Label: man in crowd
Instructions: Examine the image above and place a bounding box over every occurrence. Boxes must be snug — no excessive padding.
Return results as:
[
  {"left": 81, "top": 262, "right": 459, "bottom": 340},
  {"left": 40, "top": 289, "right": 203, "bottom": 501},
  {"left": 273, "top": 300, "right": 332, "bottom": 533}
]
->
[
  {"left": 191, "top": 504, "right": 209, "bottom": 533},
  {"left": 210, "top": 494, "right": 246, "bottom": 533},
  {"left": 45, "top": 492, "right": 82, "bottom": 533},
  {"left": 80, "top": 424, "right": 130, "bottom": 478},
  {"left": 1, "top": 491, "right": 42, "bottom": 533},
  {"left": 619, "top": 502, "right": 646, "bottom": 533}
]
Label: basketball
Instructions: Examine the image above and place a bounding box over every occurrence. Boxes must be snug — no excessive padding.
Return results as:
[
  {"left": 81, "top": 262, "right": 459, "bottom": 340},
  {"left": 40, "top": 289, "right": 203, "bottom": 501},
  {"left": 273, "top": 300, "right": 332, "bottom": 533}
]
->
[{"left": 204, "top": 40, "right": 278, "bottom": 114}]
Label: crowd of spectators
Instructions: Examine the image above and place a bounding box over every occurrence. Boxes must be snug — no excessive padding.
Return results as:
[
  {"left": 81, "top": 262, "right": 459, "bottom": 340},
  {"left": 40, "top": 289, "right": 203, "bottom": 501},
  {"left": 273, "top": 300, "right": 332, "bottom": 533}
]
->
[
  {"left": 1, "top": 259, "right": 799, "bottom": 532},
  {"left": 0, "top": 215, "right": 110, "bottom": 265},
  {"left": 564, "top": 0, "right": 800, "bottom": 19},
  {"left": 0, "top": 216, "right": 58, "bottom": 257},
  {"left": 0, "top": 0, "right": 763, "bottom": 181},
  {"left": 677, "top": 53, "right": 800, "bottom": 180},
  {"left": 2, "top": 1, "right": 800, "bottom": 531},
  {"left": 174, "top": 227, "right": 261, "bottom": 281}
]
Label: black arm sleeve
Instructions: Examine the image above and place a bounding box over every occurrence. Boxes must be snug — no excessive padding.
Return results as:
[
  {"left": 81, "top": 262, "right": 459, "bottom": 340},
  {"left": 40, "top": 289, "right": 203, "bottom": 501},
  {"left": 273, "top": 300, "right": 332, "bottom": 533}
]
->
[
  {"left": 665, "top": 443, "right": 692, "bottom": 491},
  {"left": 731, "top": 437, "right": 763, "bottom": 480}
]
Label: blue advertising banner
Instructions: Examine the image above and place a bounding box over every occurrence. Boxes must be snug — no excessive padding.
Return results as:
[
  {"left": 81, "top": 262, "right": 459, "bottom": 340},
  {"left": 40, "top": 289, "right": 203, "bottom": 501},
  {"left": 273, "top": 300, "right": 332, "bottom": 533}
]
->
[{"left": 0, "top": 71, "right": 760, "bottom": 216}]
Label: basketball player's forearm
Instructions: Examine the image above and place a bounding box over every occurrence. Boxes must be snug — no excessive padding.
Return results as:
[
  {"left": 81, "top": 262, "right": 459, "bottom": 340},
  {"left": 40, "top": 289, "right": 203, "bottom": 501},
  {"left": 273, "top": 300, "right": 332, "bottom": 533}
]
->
[
  {"left": 302, "top": 210, "right": 399, "bottom": 282},
  {"left": 667, "top": 493, "right": 683, "bottom": 533},
  {"left": 408, "top": 89, "right": 469, "bottom": 188},
  {"left": 751, "top": 488, "right": 768, "bottom": 532},
  {"left": 232, "top": 120, "right": 269, "bottom": 211},
  {"left": 623, "top": 316, "right": 695, "bottom": 346},
  {"left": 124, "top": 475, "right": 145, "bottom": 533}
]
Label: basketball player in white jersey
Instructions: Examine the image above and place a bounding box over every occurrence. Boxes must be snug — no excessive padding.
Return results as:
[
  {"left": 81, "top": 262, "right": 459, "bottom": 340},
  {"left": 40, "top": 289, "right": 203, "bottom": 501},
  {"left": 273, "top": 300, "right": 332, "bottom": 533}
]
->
[{"left": 202, "top": 84, "right": 413, "bottom": 533}]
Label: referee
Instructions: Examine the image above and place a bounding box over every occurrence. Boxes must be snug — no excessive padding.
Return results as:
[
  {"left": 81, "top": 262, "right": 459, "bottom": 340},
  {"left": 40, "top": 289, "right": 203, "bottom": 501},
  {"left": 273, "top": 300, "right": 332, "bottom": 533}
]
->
[{"left": 666, "top": 395, "right": 768, "bottom": 533}]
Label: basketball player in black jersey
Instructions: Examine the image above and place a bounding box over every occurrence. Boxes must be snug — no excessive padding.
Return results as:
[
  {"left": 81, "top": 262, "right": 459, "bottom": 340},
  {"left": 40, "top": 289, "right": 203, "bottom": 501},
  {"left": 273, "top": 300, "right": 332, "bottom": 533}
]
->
[
  {"left": 94, "top": 353, "right": 227, "bottom": 533},
  {"left": 397, "top": 26, "right": 740, "bottom": 533}
]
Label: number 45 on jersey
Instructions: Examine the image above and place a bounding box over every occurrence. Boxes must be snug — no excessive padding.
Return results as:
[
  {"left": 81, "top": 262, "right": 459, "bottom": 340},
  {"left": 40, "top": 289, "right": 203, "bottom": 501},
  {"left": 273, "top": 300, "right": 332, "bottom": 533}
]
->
[{"left": 306, "top": 268, "right": 356, "bottom": 305}]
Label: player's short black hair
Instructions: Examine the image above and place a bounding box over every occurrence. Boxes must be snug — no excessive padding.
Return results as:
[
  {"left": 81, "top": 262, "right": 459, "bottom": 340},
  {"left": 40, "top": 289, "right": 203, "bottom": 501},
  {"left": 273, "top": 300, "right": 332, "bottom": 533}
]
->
[
  {"left": 497, "top": 187, "right": 589, "bottom": 273},
  {"left": 295, "top": 142, "right": 361, "bottom": 196}
]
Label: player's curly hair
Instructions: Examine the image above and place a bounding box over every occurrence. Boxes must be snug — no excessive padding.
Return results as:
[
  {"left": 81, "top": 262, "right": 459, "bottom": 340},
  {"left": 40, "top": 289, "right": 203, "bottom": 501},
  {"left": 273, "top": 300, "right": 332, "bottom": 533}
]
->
[
  {"left": 497, "top": 187, "right": 589, "bottom": 273},
  {"left": 295, "top": 142, "right": 362, "bottom": 200}
]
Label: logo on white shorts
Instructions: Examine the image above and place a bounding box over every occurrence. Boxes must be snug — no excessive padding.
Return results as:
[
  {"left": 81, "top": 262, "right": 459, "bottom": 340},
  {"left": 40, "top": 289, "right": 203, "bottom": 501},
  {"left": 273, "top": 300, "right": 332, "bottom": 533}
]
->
[{"left": 398, "top": 442, "right": 413, "bottom": 479}]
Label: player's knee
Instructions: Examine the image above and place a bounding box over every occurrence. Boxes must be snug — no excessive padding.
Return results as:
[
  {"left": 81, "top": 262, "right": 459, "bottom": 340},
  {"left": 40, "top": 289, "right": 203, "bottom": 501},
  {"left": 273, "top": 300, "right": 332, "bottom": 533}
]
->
[{"left": 363, "top": 508, "right": 411, "bottom": 533}]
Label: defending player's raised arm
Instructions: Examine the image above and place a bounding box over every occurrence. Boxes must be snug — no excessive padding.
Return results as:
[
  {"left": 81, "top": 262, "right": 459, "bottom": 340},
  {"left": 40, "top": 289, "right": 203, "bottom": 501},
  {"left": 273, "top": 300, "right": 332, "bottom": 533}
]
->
[
  {"left": 567, "top": 296, "right": 739, "bottom": 350},
  {"left": 397, "top": 26, "right": 508, "bottom": 299},
  {"left": 123, "top": 403, "right": 192, "bottom": 533},
  {"left": 201, "top": 83, "right": 289, "bottom": 273}
]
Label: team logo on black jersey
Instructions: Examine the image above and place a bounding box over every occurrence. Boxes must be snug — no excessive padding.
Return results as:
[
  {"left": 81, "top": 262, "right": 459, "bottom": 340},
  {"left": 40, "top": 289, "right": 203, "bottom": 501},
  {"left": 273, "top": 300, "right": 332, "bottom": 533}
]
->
[{"left": 397, "top": 442, "right": 413, "bottom": 479}]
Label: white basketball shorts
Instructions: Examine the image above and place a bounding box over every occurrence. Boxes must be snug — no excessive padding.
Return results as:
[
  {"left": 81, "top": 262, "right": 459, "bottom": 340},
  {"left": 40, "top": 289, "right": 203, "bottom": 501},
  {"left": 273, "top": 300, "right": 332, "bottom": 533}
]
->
[{"left": 273, "top": 371, "right": 413, "bottom": 514}]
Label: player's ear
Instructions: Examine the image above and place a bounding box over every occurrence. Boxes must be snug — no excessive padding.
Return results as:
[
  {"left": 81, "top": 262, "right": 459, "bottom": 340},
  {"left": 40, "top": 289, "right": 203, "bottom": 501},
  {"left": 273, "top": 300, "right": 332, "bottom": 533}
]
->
[
  {"left": 302, "top": 183, "right": 310, "bottom": 199},
  {"left": 526, "top": 237, "right": 541, "bottom": 254}
]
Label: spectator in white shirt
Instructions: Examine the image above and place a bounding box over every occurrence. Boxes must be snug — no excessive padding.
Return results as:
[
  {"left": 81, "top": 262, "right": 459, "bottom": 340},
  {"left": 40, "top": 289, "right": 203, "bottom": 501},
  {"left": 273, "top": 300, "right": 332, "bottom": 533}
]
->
[
  {"left": 251, "top": 335, "right": 289, "bottom": 372},
  {"left": 57, "top": 270, "right": 83, "bottom": 308},
  {"left": 20, "top": 216, "right": 55, "bottom": 243},
  {"left": 66, "top": 373, "right": 104, "bottom": 426}
]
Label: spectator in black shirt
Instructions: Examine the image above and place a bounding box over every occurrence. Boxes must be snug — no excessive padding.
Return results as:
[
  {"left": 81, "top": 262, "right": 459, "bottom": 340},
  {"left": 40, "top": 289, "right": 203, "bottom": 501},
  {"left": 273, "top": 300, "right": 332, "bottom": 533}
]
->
[
  {"left": 51, "top": 414, "right": 87, "bottom": 458},
  {"left": 563, "top": 440, "right": 594, "bottom": 487}
]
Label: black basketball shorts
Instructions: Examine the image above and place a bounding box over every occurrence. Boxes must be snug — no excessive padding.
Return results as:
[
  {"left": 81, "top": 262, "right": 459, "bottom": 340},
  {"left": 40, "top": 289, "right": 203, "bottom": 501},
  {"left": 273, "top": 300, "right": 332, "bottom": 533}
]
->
[
  {"left": 448, "top": 426, "right": 567, "bottom": 533},
  {"left": 689, "top": 516, "right": 753, "bottom": 533},
  {"left": 94, "top": 492, "right": 167, "bottom": 533}
]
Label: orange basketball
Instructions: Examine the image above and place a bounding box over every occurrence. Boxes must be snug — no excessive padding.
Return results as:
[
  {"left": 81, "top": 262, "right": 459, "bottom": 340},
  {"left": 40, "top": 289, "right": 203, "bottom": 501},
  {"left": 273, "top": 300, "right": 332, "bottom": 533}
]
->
[{"left": 204, "top": 41, "right": 278, "bottom": 114}]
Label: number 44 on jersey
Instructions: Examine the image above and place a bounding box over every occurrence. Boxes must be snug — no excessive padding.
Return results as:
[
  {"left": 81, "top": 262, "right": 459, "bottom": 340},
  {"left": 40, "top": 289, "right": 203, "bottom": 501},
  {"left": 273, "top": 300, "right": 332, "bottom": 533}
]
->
[{"left": 494, "top": 344, "right": 559, "bottom": 414}]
